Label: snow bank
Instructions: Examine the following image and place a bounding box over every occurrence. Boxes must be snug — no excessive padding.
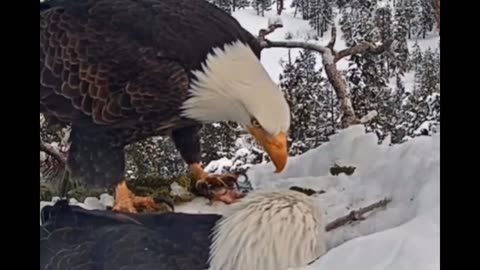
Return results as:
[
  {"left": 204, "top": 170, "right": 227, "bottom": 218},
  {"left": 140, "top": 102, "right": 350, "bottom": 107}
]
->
[
  {"left": 247, "top": 125, "right": 439, "bottom": 270},
  {"left": 173, "top": 125, "right": 439, "bottom": 270}
]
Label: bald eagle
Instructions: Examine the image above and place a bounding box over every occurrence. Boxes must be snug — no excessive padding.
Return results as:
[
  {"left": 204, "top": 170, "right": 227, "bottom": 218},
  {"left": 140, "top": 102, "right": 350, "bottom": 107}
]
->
[
  {"left": 40, "top": 190, "right": 326, "bottom": 270},
  {"left": 40, "top": 0, "right": 290, "bottom": 212}
]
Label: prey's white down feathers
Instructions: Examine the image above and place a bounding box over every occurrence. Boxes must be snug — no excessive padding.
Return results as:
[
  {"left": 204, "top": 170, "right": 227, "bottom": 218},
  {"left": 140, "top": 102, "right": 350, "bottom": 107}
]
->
[
  {"left": 208, "top": 190, "right": 327, "bottom": 270},
  {"left": 180, "top": 40, "right": 290, "bottom": 136}
]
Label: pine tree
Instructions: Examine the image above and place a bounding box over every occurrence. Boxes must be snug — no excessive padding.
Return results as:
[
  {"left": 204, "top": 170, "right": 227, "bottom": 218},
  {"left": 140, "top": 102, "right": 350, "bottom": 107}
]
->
[
  {"left": 374, "top": 4, "right": 394, "bottom": 77},
  {"left": 336, "top": 0, "right": 348, "bottom": 11},
  {"left": 417, "top": 48, "right": 440, "bottom": 95},
  {"left": 234, "top": 0, "right": 250, "bottom": 10},
  {"left": 210, "top": 0, "right": 233, "bottom": 14},
  {"left": 308, "top": 0, "right": 335, "bottom": 37},
  {"left": 199, "top": 122, "right": 241, "bottom": 163},
  {"left": 252, "top": 0, "right": 273, "bottom": 16},
  {"left": 390, "top": 1, "right": 410, "bottom": 76},
  {"left": 399, "top": 47, "right": 440, "bottom": 140},
  {"left": 409, "top": 41, "right": 423, "bottom": 73},
  {"left": 395, "top": 0, "right": 416, "bottom": 39},
  {"left": 291, "top": 0, "right": 310, "bottom": 19},
  {"left": 279, "top": 50, "right": 340, "bottom": 155},
  {"left": 340, "top": 0, "right": 378, "bottom": 47},
  {"left": 416, "top": 0, "right": 435, "bottom": 38},
  {"left": 125, "top": 136, "right": 187, "bottom": 179}
]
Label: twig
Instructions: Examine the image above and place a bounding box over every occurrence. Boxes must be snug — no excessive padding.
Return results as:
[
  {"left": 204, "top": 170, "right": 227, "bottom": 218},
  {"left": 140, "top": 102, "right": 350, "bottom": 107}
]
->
[
  {"left": 40, "top": 140, "right": 67, "bottom": 164},
  {"left": 326, "top": 198, "right": 392, "bottom": 232},
  {"left": 258, "top": 24, "right": 283, "bottom": 42}
]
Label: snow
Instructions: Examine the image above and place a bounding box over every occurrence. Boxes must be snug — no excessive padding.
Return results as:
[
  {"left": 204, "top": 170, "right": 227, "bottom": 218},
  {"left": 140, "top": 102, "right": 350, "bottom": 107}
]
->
[
  {"left": 170, "top": 182, "right": 190, "bottom": 197},
  {"left": 40, "top": 126, "right": 439, "bottom": 270},
  {"left": 179, "top": 125, "right": 440, "bottom": 270},
  {"left": 204, "top": 157, "right": 233, "bottom": 174}
]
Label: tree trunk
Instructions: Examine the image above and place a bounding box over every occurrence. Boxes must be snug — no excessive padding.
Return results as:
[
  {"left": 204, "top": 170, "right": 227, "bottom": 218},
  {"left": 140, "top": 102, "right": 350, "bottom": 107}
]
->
[
  {"left": 431, "top": 0, "right": 440, "bottom": 30},
  {"left": 277, "top": 0, "right": 284, "bottom": 15},
  {"left": 323, "top": 54, "right": 358, "bottom": 128}
]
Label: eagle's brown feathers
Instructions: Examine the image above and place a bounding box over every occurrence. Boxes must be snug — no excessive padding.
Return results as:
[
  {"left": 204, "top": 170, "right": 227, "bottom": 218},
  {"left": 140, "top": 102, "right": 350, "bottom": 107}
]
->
[{"left": 40, "top": 0, "right": 262, "bottom": 188}]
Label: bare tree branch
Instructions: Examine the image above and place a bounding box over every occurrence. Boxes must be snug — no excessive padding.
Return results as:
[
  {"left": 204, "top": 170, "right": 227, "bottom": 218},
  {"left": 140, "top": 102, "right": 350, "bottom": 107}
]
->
[
  {"left": 326, "top": 26, "right": 337, "bottom": 50},
  {"left": 260, "top": 40, "right": 328, "bottom": 53},
  {"left": 358, "top": 110, "right": 378, "bottom": 124},
  {"left": 334, "top": 40, "right": 393, "bottom": 63},
  {"left": 257, "top": 21, "right": 391, "bottom": 128},
  {"left": 258, "top": 18, "right": 283, "bottom": 42},
  {"left": 40, "top": 139, "right": 67, "bottom": 164},
  {"left": 326, "top": 198, "right": 392, "bottom": 231}
]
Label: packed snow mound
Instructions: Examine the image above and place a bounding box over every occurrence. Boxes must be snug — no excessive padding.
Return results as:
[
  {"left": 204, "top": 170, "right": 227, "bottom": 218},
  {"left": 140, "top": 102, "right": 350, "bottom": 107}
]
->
[{"left": 246, "top": 125, "right": 439, "bottom": 270}]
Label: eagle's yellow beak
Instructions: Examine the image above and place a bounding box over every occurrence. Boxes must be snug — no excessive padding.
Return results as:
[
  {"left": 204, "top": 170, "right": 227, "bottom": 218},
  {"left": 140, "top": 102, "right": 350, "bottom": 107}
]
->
[{"left": 247, "top": 126, "right": 288, "bottom": 173}]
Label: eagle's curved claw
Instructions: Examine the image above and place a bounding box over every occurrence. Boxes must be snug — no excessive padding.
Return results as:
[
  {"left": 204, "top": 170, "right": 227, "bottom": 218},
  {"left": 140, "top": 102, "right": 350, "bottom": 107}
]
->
[
  {"left": 112, "top": 181, "right": 171, "bottom": 213},
  {"left": 194, "top": 173, "right": 245, "bottom": 204}
]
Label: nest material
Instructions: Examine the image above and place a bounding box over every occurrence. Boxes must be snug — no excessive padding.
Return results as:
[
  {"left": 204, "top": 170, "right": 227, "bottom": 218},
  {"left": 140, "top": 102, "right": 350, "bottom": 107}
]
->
[{"left": 40, "top": 174, "right": 198, "bottom": 210}]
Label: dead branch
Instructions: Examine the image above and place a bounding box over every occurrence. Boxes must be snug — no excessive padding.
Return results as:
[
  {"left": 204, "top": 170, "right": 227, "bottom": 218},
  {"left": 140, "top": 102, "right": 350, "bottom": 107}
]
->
[
  {"left": 326, "top": 198, "right": 392, "bottom": 232},
  {"left": 40, "top": 139, "right": 67, "bottom": 164},
  {"left": 326, "top": 26, "right": 336, "bottom": 50},
  {"left": 260, "top": 39, "right": 327, "bottom": 53},
  {"left": 358, "top": 110, "right": 378, "bottom": 124},
  {"left": 258, "top": 21, "right": 390, "bottom": 128},
  {"left": 334, "top": 40, "right": 393, "bottom": 63},
  {"left": 258, "top": 17, "right": 283, "bottom": 42}
]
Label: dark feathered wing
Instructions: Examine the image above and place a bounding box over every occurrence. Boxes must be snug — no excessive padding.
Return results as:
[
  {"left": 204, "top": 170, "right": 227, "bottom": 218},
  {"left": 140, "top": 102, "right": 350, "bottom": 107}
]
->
[
  {"left": 40, "top": 0, "right": 262, "bottom": 187},
  {"left": 40, "top": 201, "right": 221, "bottom": 270},
  {"left": 40, "top": 0, "right": 260, "bottom": 127}
]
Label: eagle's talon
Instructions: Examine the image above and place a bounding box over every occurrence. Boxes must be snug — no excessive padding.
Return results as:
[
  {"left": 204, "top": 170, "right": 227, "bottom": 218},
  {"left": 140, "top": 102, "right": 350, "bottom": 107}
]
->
[
  {"left": 112, "top": 180, "right": 165, "bottom": 213},
  {"left": 190, "top": 163, "right": 246, "bottom": 204},
  {"left": 195, "top": 175, "right": 245, "bottom": 204}
]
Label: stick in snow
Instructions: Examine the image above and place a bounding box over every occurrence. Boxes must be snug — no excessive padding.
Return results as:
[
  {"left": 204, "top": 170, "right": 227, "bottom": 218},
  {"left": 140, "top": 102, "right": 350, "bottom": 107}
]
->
[{"left": 326, "top": 198, "right": 392, "bottom": 232}]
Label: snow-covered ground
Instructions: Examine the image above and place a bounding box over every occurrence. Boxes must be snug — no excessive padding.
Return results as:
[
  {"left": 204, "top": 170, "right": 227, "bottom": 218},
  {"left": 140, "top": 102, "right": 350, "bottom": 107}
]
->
[
  {"left": 172, "top": 125, "right": 440, "bottom": 270},
  {"left": 40, "top": 126, "right": 440, "bottom": 270}
]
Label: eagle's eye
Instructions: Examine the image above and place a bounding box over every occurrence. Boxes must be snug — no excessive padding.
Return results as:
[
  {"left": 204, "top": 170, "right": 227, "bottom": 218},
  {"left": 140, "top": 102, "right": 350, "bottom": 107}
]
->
[{"left": 251, "top": 118, "right": 262, "bottom": 128}]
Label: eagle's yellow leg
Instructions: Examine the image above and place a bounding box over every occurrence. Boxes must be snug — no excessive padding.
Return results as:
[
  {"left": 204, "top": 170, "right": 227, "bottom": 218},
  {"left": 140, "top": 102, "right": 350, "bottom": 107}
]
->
[
  {"left": 112, "top": 181, "right": 161, "bottom": 213},
  {"left": 190, "top": 163, "right": 245, "bottom": 204}
]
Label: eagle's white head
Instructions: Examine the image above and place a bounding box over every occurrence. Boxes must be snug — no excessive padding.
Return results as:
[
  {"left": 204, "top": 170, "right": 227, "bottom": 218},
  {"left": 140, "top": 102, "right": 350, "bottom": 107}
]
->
[
  {"left": 207, "top": 190, "right": 327, "bottom": 270},
  {"left": 181, "top": 40, "right": 290, "bottom": 172}
]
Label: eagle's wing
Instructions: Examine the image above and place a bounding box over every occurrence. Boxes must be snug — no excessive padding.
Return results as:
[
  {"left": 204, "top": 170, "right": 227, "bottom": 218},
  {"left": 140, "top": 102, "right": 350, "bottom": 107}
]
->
[
  {"left": 40, "top": 0, "right": 260, "bottom": 128},
  {"left": 40, "top": 201, "right": 221, "bottom": 270},
  {"left": 40, "top": 3, "right": 189, "bottom": 128}
]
